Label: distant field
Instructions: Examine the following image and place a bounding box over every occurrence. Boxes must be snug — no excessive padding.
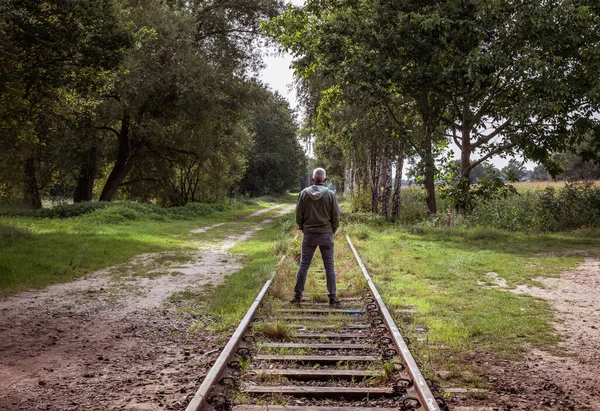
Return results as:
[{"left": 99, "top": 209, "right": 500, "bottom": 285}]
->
[{"left": 511, "top": 180, "right": 600, "bottom": 189}]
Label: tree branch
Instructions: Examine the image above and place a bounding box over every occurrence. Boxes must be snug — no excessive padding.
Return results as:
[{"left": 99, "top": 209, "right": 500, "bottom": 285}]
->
[
  {"left": 119, "top": 177, "right": 160, "bottom": 187},
  {"left": 472, "top": 119, "right": 512, "bottom": 150},
  {"left": 470, "top": 143, "right": 515, "bottom": 171},
  {"left": 96, "top": 126, "right": 120, "bottom": 139}
]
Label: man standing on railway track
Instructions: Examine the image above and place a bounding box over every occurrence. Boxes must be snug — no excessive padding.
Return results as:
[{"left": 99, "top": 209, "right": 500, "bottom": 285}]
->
[{"left": 291, "top": 167, "right": 341, "bottom": 305}]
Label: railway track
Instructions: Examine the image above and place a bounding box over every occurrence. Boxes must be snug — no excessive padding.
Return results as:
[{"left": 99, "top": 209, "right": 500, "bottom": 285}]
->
[{"left": 185, "top": 235, "right": 448, "bottom": 411}]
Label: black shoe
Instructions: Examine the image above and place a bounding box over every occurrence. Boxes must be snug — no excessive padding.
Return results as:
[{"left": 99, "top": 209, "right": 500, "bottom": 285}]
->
[
  {"left": 329, "top": 296, "right": 341, "bottom": 305},
  {"left": 290, "top": 295, "right": 303, "bottom": 304}
]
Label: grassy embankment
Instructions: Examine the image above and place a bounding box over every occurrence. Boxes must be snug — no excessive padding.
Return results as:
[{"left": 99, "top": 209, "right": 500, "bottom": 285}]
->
[{"left": 0, "top": 197, "right": 292, "bottom": 298}]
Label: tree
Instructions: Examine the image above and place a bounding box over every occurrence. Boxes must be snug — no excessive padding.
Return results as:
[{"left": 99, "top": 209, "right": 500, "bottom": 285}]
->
[
  {"left": 266, "top": 0, "right": 600, "bottom": 214},
  {"left": 531, "top": 165, "right": 551, "bottom": 181},
  {"left": 0, "top": 0, "right": 132, "bottom": 207},
  {"left": 95, "top": 0, "right": 282, "bottom": 202},
  {"left": 502, "top": 159, "right": 527, "bottom": 183},
  {"left": 437, "top": 0, "right": 600, "bottom": 186},
  {"left": 239, "top": 90, "right": 306, "bottom": 197},
  {"left": 557, "top": 152, "right": 600, "bottom": 181},
  {"left": 265, "top": 0, "right": 446, "bottom": 214},
  {"left": 469, "top": 162, "right": 499, "bottom": 183}
]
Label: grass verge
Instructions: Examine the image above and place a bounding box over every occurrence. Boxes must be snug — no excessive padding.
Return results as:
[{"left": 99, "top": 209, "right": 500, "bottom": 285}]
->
[{"left": 341, "top": 216, "right": 600, "bottom": 387}]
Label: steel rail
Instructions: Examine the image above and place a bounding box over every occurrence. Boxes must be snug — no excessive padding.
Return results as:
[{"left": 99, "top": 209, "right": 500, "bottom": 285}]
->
[
  {"left": 185, "top": 256, "right": 285, "bottom": 411},
  {"left": 346, "top": 235, "right": 441, "bottom": 411}
]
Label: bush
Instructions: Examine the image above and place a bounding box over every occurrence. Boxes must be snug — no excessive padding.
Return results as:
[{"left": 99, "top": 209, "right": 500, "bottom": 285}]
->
[
  {"left": 446, "top": 182, "right": 600, "bottom": 232},
  {"left": 350, "top": 182, "right": 600, "bottom": 233},
  {"left": 0, "top": 201, "right": 228, "bottom": 222},
  {"left": 350, "top": 184, "right": 371, "bottom": 212},
  {"left": 536, "top": 182, "right": 600, "bottom": 231},
  {"left": 37, "top": 202, "right": 111, "bottom": 218}
]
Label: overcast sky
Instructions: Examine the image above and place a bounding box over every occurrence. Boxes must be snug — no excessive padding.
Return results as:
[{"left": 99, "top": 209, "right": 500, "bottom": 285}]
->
[{"left": 258, "top": 1, "right": 535, "bottom": 171}]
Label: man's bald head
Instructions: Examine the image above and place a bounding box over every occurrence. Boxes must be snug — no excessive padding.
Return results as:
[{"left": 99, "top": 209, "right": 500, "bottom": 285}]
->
[{"left": 312, "top": 168, "right": 327, "bottom": 183}]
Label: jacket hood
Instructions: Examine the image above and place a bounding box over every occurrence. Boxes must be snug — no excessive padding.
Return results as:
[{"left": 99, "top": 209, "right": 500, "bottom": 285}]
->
[{"left": 305, "top": 184, "right": 329, "bottom": 200}]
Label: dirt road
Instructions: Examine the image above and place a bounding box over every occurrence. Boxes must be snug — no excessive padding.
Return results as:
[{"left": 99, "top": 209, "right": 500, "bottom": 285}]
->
[
  {"left": 453, "top": 255, "right": 600, "bottom": 410},
  {"left": 0, "top": 205, "right": 294, "bottom": 411}
]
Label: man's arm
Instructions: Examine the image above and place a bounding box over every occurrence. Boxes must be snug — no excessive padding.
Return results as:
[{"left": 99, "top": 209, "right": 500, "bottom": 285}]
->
[
  {"left": 331, "top": 193, "right": 340, "bottom": 234},
  {"left": 296, "top": 192, "right": 304, "bottom": 231}
]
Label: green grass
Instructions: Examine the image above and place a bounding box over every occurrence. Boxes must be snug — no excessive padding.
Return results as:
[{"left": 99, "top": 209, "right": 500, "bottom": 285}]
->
[
  {"left": 202, "top": 213, "right": 293, "bottom": 330},
  {"left": 167, "top": 210, "right": 296, "bottom": 333},
  {"left": 341, "top": 219, "right": 600, "bottom": 386},
  {"left": 0, "top": 198, "right": 287, "bottom": 298}
]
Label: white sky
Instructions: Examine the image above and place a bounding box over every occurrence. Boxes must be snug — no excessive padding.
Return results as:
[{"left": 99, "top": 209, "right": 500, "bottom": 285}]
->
[{"left": 258, "top": 0, "right": 536, "bottom": 171}]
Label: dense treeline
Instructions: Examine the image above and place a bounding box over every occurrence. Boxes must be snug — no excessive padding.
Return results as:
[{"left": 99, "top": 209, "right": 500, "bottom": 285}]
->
[
  {"left": 266, "top": 0, "right": 600, "bottom": 217},
  {"left": 0, "top": 0, "right": 306, "bottom": 208}
]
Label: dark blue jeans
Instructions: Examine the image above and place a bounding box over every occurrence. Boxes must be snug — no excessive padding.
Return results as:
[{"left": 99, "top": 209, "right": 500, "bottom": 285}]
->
[{"left": 294, "top": 232, "right": 336, "bottom": 297}]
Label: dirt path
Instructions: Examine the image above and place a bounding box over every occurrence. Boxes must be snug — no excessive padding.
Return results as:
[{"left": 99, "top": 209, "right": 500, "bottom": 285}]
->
[
  {"left": 0, "top": 204, "right": 293, "bottom": 411},
  {"left": 462, "top": 256, "right": 600, "bottom": 410}
]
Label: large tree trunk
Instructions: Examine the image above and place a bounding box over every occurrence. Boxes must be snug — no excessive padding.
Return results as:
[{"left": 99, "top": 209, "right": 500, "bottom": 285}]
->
[
  {"left": 366, "top": 149, "right": 380, "bottom": 214},
  {"left": 391, "top": 140, "right": 405, "bottom": 219},
  {"left": 23, "top": 156, "right": 42, "bottom": 209},
  {"left": 344, "top": 165, "right": 353, "bottom": 198},
  {"left": 379, "top": 138, "right": 393, "bottom": 218},
  {"left": 73, "top": 143, "right": 98, "bottom": 203},
  {"left": 99, "top": 115, "right": 144, "bottom": 201},
  {"left": 422, "top": 129, "right": 437, "bottom": 215},
  {"left": 455, "top": 120, "right": 474, "bottom": 213}
]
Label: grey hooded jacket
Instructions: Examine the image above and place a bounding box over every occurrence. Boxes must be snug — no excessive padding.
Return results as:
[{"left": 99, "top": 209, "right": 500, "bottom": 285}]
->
[{"left": 296, "top": 183, "right": 340, "bottom": 234}]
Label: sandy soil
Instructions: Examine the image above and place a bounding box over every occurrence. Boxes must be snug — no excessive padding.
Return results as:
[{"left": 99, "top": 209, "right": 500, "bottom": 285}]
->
[
  {"left": 0, "top": 205, "right": 293, "bottom": 411},
  {"left": 453, "top": 256, "right": 600, "bottom": 411}
]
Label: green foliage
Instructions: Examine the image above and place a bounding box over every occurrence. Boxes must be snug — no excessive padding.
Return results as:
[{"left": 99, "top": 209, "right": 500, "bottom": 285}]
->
[
  {"left": 438, "top": 158, "right": 517, "bottom": 213},
  {"left": 501, "top": 160, "right": 528, "bottom": 183},
  {"left": 349, "top": 184, "right": 372, "bottom": 213},
  {"left": 531, "top": 165, "right": 551, "bottom": 181},
  {"left": 37, "top": 202, "right": 112, "bottom": 219},
  {"left": 2, "top": 201, "right": 253, "bottom": 222},
  {"left": 444, "top": 183, "right": 600, "bottom": 231},
  {"left": 537, "top": 182, "right": 600, "bottom": 231},
  {"left": 239, "top": 91, "right": 307, "bottom": 196},
  {"left": 0, "top": 0, "right": 284, "bottom": 207},
  {"left": 0, "top": 0, "right": 133, "bottom": 207},
  {"left": 266, "top": 0, "right": 600, "bottom": 217},
  {"left": 344, "top": 183, "right": 600, "bottom": 232}
]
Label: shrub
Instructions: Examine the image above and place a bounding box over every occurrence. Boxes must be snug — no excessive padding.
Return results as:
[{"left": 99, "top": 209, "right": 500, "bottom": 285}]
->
[
  {"left": 37, "top": 202, "right": 111, "bottom": 218},
  {"left": 8, "top": 201, "right": 223, "bottom": 222},
  {"left": 355, "top": 182, "right": 600, "bottom": 233},
  {"left": 350, "top": 184, "right": 371, "bottom": 212},
  {"left": 536, "top": 182, "right": 600, "bottom": 231}
]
